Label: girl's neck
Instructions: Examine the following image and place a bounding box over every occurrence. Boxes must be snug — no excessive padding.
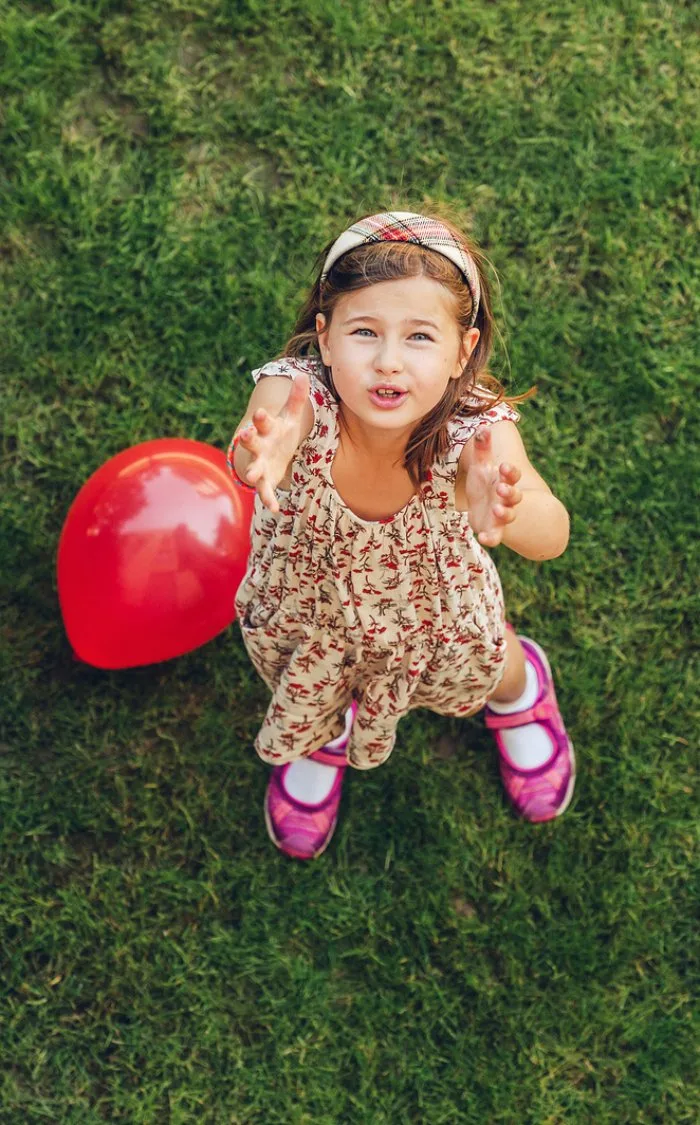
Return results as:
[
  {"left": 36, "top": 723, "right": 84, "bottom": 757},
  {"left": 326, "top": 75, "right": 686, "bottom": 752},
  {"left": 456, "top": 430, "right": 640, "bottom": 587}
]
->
[{"left": 338, "top": 404, "right": 412, "bottom": 469}]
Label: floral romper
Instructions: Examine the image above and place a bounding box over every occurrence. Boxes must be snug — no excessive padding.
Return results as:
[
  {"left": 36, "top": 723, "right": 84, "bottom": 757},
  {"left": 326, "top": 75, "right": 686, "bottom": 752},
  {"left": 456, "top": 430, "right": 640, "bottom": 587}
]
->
[{"left": 232, "top": 356, "right": 520, "bottom": 770}]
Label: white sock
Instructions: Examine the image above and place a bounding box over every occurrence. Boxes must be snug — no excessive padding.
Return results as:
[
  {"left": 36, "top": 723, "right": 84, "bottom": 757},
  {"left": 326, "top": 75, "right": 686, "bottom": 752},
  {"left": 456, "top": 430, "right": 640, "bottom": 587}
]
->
[
  {"left": 488, "top": 658, "right": 554, "bottom": 769},
  {"left": 283, "top": 705, "right": 353, "bottom": 804},
  {"left": 284, "top": 757, "right": 339, "bottom": 804}
]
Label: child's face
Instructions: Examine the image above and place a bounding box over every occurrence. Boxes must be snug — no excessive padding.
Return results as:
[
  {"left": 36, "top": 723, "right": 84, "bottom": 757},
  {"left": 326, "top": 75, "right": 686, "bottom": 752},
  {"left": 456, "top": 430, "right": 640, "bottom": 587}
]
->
[{"left": 316, "top": 276, "right": 479, "bottom": 441}]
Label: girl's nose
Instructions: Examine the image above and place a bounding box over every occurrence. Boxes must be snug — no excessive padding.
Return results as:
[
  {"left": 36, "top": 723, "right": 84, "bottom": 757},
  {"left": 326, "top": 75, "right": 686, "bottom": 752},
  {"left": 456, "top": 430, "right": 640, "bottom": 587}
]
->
[{"left": 375, "top": 341, "right": 403, "bottom": 374}]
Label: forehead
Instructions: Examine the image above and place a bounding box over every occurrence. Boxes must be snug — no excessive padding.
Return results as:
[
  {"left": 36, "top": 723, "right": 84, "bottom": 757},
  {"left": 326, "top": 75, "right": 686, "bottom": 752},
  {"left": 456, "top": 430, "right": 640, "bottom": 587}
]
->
[{"left": 337, "top": 276, "right": 457, "bottom": 322}]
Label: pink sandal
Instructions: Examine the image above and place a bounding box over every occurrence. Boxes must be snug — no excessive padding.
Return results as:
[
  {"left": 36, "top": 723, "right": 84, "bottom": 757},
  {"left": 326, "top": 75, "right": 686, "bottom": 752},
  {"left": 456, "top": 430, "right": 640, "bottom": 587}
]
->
[
  {"left": 264, "top": 701, "right": 358, "bottom": 859},
  {"left": 485, "top": 632, "right": 576, "bottom": 823}
]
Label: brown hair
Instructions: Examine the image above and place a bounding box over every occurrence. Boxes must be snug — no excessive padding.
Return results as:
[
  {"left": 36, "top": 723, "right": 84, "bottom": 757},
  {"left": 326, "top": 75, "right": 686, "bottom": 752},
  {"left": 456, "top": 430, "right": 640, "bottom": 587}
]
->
[{"left": 276, "top": 202, "right": 534, "bottom": 488}]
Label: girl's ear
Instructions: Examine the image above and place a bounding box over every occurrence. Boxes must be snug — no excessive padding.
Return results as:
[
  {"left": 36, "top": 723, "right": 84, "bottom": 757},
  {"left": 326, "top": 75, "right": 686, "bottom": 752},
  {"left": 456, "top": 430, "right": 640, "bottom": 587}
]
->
[
  {"left": 451, "top": 328, "right": 479, "bottom": 380},
  {"left": 460, "top": 328, "right": 480, "bottom": 368},
  {"left": 316, "top": 313, "right": 330, "bottom": 363}
]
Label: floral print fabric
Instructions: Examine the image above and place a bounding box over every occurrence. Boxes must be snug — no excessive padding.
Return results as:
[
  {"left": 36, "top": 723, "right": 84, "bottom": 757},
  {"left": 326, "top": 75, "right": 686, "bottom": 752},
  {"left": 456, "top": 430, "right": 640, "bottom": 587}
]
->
[{"left": 231, "top": 356, "right": 520, "bottom": 770}]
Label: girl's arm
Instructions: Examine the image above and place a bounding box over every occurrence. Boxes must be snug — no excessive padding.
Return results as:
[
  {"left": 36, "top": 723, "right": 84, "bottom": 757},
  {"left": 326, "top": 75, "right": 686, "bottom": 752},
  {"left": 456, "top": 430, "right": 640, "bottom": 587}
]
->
[
  {"left": 458, "top": 420, "right": 570, "bottom": 561},
  {"left": 500, "top": 488, "right": 570, "bottom": 560},
  {"left": 232, "top": 375, "right": 315, "bottom": 502}
]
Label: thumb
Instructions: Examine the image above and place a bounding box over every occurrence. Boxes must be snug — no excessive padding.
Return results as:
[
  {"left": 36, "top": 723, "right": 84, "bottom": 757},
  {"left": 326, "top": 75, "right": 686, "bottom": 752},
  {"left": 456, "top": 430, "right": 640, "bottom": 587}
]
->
[
  {"left": 282, "top": 371, "right": 310, "bottom": 419},
  {"left": 473, "top": 425, "right": 492, "bottom": 456}
]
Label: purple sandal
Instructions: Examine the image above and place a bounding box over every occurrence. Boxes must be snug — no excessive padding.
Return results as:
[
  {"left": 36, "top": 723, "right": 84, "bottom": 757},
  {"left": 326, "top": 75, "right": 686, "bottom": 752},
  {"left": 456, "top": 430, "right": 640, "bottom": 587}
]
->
[
  {"left": 264, "top": 701, "right": 358, "bottom": 859},
  {"left": 485, "top": 633, "right": 576, "bottom": 823}
]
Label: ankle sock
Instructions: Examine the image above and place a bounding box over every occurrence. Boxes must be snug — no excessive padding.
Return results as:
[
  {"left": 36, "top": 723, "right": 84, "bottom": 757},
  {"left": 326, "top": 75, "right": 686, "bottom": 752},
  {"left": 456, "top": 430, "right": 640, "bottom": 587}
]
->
[
  {"left": 488, "top": 658, "right": 539, "bottom": 713},
  {"left": 282, "top": 704, "right": 353, "bottom": 805},
  {"left": 488, "top": 657, "right": 554, "bottom": 769},
  {"left": 283, "top": 757, "right": 339, "bottom": 804}
]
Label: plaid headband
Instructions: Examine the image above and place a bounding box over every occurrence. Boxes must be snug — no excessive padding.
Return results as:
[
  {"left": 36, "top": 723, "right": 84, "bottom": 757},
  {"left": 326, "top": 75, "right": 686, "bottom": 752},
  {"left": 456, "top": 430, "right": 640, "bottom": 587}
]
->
[{"left": 320, "top": 211, "right": 481, "bottom": 327}]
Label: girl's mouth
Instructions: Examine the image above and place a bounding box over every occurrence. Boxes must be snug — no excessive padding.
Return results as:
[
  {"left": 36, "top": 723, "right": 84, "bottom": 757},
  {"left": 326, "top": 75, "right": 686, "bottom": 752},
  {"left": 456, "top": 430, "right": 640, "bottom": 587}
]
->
[{"left": 368, "top": 389, "right": 408, "bottom": 410}]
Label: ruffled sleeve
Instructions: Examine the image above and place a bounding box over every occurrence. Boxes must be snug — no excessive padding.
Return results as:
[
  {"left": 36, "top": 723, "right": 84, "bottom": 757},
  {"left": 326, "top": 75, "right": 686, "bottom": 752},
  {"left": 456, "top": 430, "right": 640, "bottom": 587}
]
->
[
  {"left": 449, "top": 395, "right": 520, "bottom": 445},
  {"left": 226, "top": 357, "right": 322, "bottom": 481},
  {"left": 251, "top": 355, "right": 319, "bottom": 384},
  {"left": 250, "top": 354, "right": 334, "bottom": 429}
]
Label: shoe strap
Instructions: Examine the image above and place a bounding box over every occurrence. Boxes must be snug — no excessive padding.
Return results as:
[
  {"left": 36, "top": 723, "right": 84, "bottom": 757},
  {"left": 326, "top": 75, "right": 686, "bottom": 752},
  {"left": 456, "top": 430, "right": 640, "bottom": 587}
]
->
[
  {"left": 308, "top": 744, "right": 348, "bottom": 767},
  {"left": 484, "top": 698, "right": 556, "bottom": 731},
  {"left": 307, "top": 701, "right": 356, "bottom": 765}
]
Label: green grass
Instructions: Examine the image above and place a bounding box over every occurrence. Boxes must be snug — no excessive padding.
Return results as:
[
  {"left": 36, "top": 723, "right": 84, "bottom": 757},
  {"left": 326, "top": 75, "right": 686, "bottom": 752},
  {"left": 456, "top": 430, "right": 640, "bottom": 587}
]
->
[{"left": 1, "top": 0, "right": 698, "bottom": 1121}]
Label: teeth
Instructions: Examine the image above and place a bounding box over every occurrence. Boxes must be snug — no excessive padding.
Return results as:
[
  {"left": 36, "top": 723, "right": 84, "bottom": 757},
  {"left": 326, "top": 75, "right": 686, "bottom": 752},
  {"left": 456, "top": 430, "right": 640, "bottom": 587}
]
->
[{"left": 375, "top": 389, "right": 402, "bottom": 397}]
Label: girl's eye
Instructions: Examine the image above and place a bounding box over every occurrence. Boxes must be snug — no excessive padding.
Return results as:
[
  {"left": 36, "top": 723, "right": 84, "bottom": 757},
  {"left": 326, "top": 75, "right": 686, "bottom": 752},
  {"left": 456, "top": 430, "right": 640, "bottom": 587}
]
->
[{"left": 351, "top": 329, "right": 433, "bottom": 341}]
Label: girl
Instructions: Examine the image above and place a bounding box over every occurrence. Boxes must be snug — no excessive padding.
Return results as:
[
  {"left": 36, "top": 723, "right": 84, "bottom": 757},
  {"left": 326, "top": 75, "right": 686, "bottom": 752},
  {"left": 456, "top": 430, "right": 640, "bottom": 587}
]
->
[{"left": 227, "top": 210, "right": 575, "bottom": 860}]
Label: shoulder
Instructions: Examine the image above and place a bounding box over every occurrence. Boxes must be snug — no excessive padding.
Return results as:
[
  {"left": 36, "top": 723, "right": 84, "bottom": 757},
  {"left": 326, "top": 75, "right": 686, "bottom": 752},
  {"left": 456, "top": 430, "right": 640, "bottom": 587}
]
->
[
  {"left": 251, "top": 354, "right": 335, "bottom": 409},
  {"left": 456, "top": 412, "right": 552, "bottom": 493},
  {"left": 252, "top": 354, "right": 323, "bottom": 386},
  {"left": 449, "top": 388, "right": 521, "bottom": 447},
  {"left": 251, "top": 355, "right": 336, "bottom": 460}
]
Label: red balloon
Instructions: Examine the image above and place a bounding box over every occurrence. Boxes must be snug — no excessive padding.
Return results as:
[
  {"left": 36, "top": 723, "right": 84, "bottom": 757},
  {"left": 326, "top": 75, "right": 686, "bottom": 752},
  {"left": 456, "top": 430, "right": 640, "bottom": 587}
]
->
[{"left": 57, "top": 439, "right": 255, "bottom": 669}]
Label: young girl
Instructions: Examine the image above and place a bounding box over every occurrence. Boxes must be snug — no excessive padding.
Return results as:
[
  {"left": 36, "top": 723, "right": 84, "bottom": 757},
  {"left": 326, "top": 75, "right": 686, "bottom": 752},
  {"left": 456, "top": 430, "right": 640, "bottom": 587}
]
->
[{"left": 227, "top": 210, "right": 575, "bottom": 860}]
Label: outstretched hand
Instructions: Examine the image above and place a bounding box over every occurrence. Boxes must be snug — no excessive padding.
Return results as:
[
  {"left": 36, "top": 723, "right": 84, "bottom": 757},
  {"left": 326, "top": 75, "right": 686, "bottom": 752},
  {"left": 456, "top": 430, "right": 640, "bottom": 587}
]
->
[
  {"left": 463, "top": 425, "right": 522, "bottom": 547},
  {"left": 236, "top": 372, "right": 310, "bottom": 513}
]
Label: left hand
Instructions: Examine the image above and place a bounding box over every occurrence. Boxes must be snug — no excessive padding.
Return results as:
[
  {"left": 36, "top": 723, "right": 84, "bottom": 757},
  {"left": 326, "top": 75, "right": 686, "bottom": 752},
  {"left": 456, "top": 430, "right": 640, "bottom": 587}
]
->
[{"left": 462, "top": 425, "right": 523, "bottom": 547}]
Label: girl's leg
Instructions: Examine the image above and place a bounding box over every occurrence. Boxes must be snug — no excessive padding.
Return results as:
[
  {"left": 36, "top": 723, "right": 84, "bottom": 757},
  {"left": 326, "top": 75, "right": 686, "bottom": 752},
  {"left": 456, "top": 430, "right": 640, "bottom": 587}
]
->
[
  {"left": 489, "top": 628, "right": 527, "bottom": 703},
  {"left": 483, "top": 626, "right": 576, "bottom": 821},
  {"left": 264, "top": 702, "right": 357, "bottom": 860},
  {"left": 487, "top": 628, "right": 558, "bottom": 768},
  {"left": 284, "top": 711, "right": 353, "bottom": 802}
]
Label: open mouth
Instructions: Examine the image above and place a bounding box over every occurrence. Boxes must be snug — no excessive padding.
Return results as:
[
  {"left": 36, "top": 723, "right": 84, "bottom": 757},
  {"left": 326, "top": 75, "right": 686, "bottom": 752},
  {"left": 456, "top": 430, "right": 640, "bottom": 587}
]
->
[{"left": 369, "top": 388, "right": 408, "bottom": 408}]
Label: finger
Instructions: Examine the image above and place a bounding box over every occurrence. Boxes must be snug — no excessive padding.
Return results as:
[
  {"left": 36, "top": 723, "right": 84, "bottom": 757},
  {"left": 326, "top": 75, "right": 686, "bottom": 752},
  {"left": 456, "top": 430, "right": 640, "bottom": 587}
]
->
[
  {"left": 260, "top": 480, "right": 280, "bottom": 513},
  {"left": 496, "top": 483, "right": 522, "bottom": 506},
  {"left": 499, "top": 462, "right": 521, "bottom": 483},
  {"left": 252, "top": 408, "right": 274, "bottom": 434},
  {"left": 244, "top": 453, "right": 266, "bottom": 484},
  {"left": 473, "top": 426, "right": 492, "bottom": 456},
  {"left": 283, "top": 372, "right": 310, "bottom": 419},
  {"left": 238, "top": 423, "right": 259, "bottom": 449},
  {"left": 478, "top": 529, "right": 502, "bottom": 547},
  {"left": 493, "top": 504, "right": 517, "bottom": 524}
]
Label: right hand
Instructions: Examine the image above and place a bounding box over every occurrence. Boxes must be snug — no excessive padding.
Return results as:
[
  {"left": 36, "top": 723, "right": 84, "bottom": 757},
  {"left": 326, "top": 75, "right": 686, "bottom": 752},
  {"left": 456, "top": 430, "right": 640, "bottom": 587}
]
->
[{"left": 235, "top": 372, "right": 310, "bottom": 513}]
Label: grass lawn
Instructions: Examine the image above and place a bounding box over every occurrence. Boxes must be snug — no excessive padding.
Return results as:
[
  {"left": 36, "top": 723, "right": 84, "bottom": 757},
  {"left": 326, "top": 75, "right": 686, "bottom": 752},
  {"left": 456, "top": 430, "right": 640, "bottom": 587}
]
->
[{"left": 1, "top": 1, "right": 698, "bottom": 1121}]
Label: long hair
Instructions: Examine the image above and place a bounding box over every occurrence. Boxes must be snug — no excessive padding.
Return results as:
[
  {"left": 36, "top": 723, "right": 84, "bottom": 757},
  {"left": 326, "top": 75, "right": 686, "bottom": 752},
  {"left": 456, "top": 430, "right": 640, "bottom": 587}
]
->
[{"left": 275, "top": 203, "right": 534, "bottom": 488}]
